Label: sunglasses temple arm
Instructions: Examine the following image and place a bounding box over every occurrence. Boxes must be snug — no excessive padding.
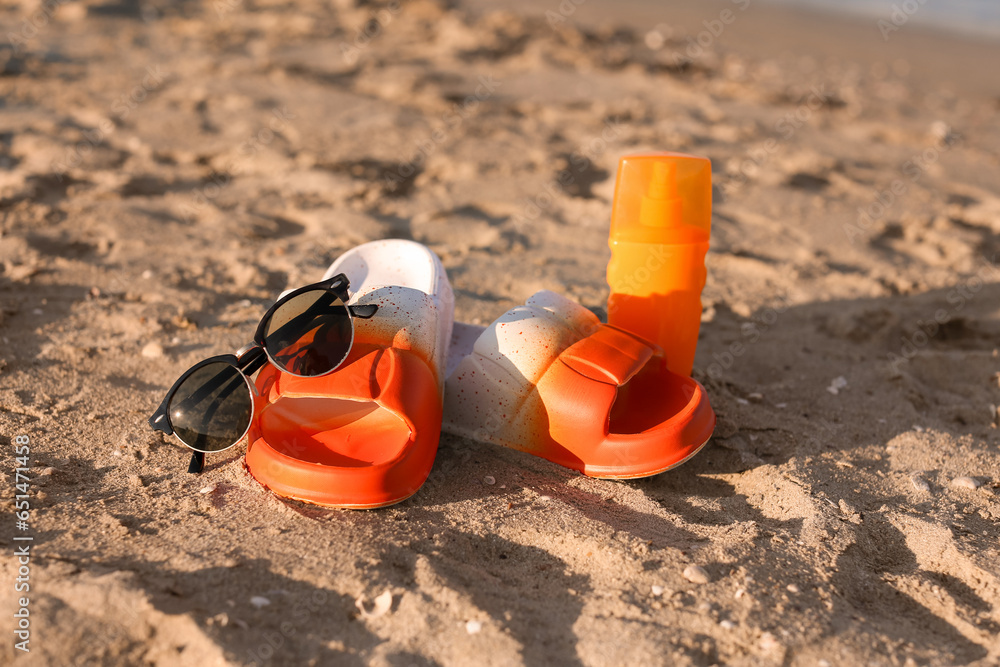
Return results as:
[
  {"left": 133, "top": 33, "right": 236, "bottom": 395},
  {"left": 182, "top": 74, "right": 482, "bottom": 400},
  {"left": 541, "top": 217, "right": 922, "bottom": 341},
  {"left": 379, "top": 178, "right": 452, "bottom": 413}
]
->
[
  {"left": 349, "top": 304, "right": 378, "bottom": 319},
  {"left": 328, "top": 276, "right": 377, "bottom": 318},
  {"left": 267, "top": 297, "right": 376, "bottom": 341},
  {"left": 188, "top": 451, "right": 205, "bottom": 474}
]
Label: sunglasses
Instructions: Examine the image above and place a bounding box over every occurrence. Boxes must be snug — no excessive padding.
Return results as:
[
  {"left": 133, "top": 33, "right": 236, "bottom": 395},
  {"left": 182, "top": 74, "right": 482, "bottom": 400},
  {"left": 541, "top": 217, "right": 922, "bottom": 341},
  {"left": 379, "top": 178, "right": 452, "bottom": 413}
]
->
[{"left": 148, "top": 273, "right": 377, "bottom": 473}]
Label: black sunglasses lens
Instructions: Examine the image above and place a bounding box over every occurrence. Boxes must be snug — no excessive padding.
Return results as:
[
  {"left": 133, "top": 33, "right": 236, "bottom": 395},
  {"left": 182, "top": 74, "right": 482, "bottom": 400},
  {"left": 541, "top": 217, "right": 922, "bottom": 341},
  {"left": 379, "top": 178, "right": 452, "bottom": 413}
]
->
[
  {"left": 169, "top": 362, "right": 252, "bottom": 453},
  {"left": 264, "top": 288, "right": 353, "bottom": 376}
]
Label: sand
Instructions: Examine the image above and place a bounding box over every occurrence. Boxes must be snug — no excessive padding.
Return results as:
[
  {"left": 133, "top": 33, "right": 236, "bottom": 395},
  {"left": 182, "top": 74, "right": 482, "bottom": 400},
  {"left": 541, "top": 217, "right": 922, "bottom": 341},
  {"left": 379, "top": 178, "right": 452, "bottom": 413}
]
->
[{"left": 1, "top": 0, "right": 999, "bottom": 665}]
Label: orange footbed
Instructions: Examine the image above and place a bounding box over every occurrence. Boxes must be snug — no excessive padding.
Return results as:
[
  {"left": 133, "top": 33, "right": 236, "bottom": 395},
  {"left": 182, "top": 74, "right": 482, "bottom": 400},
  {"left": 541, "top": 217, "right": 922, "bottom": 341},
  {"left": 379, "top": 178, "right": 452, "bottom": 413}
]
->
[
  {"left": 245, "top": 344, "right": 442, "bottom": 508},
  {"left": 258, "top": 396, "right": 410, "bottom": 467},
  {"left": 608, "top": 361, "right": 697, "bottom": 435}
]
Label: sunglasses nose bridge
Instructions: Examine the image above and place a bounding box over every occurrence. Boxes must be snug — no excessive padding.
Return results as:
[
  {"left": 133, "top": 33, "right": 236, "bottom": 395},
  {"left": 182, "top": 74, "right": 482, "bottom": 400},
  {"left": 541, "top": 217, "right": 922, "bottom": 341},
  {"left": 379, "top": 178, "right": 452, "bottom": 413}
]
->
[{"left": 235, "top": 341, "right": 260, "bottom": 358}]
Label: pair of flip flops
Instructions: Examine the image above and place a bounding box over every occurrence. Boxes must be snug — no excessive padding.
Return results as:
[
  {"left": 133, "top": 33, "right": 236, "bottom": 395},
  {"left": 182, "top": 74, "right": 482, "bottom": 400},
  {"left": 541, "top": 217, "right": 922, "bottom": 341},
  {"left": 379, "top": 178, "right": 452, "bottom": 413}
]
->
[{"left": 245, "top": 240, "right": 716, "bottom": 508}]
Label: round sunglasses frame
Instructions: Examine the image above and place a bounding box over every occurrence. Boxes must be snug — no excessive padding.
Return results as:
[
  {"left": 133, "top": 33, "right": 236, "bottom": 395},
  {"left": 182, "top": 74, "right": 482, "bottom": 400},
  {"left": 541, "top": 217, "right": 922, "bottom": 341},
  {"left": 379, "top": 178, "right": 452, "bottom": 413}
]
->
[
  {"left": 254, "top": 277, "right": 355, "bottom": 379},
  {"left": 155, "top": 354, "right": 259, "bottom": 454},
  {"left": 148, "top": 273, "right": 378, "bottom": 472}
]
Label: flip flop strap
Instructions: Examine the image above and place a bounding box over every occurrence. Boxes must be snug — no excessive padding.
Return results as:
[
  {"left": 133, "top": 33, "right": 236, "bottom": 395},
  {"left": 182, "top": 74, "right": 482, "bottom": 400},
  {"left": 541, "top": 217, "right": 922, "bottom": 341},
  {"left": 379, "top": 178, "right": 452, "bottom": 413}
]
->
[
  {"left": 258, "top": 344, "right": 439, "bottom": 440},
  {"left": 559, "top": 324, "right": 656, "bottom": 386},
  {"left": 538, "top": 324, "right": 658, "bottom": 448}
]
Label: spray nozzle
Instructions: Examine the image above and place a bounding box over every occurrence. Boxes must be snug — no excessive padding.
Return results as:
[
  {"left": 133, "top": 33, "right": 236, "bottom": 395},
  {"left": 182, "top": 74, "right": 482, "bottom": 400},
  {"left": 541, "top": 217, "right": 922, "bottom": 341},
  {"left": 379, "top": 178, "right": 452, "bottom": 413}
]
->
[
  {"left": 639, "top": 160, "right": 683, "bottom": 228},
  {"left": 610, "top": 152, "right": 712, "bottom": 242}
]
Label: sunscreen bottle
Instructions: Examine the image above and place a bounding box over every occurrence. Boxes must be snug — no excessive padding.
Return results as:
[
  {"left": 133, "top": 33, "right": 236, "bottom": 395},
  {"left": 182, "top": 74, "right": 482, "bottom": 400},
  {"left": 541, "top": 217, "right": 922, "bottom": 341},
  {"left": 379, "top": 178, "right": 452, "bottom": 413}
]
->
[{"left": 607, "top": 153, "right": 712, "bottom": 377}]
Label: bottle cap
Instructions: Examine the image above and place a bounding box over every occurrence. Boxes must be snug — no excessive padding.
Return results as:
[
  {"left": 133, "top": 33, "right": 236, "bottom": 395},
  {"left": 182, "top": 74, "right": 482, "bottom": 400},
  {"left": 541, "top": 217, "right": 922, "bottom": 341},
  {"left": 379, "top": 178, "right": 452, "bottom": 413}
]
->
[{"left": 610, "top": 153, "right": 712, "bottom": 244}]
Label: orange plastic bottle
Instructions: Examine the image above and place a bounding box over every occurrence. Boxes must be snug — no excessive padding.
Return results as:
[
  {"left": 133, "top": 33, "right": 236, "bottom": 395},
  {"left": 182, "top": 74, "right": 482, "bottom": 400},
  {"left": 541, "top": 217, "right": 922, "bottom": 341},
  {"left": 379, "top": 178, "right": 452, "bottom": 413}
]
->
[{"left": 607, "top": 153, "right": 712, "bottom": 377}]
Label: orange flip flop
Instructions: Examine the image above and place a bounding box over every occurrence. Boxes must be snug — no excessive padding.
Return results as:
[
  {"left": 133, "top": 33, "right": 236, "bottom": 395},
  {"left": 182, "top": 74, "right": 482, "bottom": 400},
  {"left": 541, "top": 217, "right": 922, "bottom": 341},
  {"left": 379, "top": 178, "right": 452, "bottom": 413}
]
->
[
  {"left": 245, "top": 240, "right": 454, "bottom": 508},
  {"left": 442, "top": 290, "right": 715, "bottom": 478}
]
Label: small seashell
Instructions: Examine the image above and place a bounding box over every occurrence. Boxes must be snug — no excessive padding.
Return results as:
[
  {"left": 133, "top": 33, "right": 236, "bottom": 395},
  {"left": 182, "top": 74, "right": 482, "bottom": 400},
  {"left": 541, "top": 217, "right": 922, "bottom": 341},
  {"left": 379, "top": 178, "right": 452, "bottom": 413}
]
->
[
  {"left": 465, "top": 620, "right": 482, "bottom": 634},
  {"left": 250, "top": 596, "right": 270, "bottom": 609},
  {"left": 719, "top": 619, "right": 736, "bottom": 630},
  {"left": 826, "top": 376, "right": 848, "bottom": 395},
  {"left": 683, "top": 564, "right": 710, "bottom": 584},
  {"left": 909, "top": 473, "right": 930, "bottom": 492},
  {"left": 651, "top": 585, "right": 664, "bottom": 596},
  {"left": 644, "top": 30, "right": 665, "bottom": 51},
  {"left": 208, "top": 612, "right": 229, "bottom": 627},
  {"left": 734, "top": 587, "right": 746, "bottom": 599},
  {"left": 735, "top": 397, "right": 749, "bottom": 405},
  {"left": 759, "top": 631, "right": 780, "bottom": 651},
  {"left": 786, "top": 584, "right": 800, "bottom": 593},
  {"left": 356, "top": 590, "right": 392, "bottom": 619},
  {"left": 929, "top": 121, "right": 951, "bottom": 140},
  {"left": 199, "top": 483, "right": 217, "bottom": 494},
  {"left": 951, "top": 476, "right": 980, "bottom": 490},
  {"left": 141, "top": 342, "right": 164, "bottom": 359},
  {"left": 483, "top": 475, "right": 495, "bottom": 485}
]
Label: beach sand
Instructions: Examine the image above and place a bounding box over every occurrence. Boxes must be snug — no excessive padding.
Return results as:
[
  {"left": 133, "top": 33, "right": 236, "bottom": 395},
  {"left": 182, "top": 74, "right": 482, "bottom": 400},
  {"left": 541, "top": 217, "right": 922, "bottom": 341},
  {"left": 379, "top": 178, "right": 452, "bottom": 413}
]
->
[{"left": 1, "top": 0, "right": 999, "bottom": 664}]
